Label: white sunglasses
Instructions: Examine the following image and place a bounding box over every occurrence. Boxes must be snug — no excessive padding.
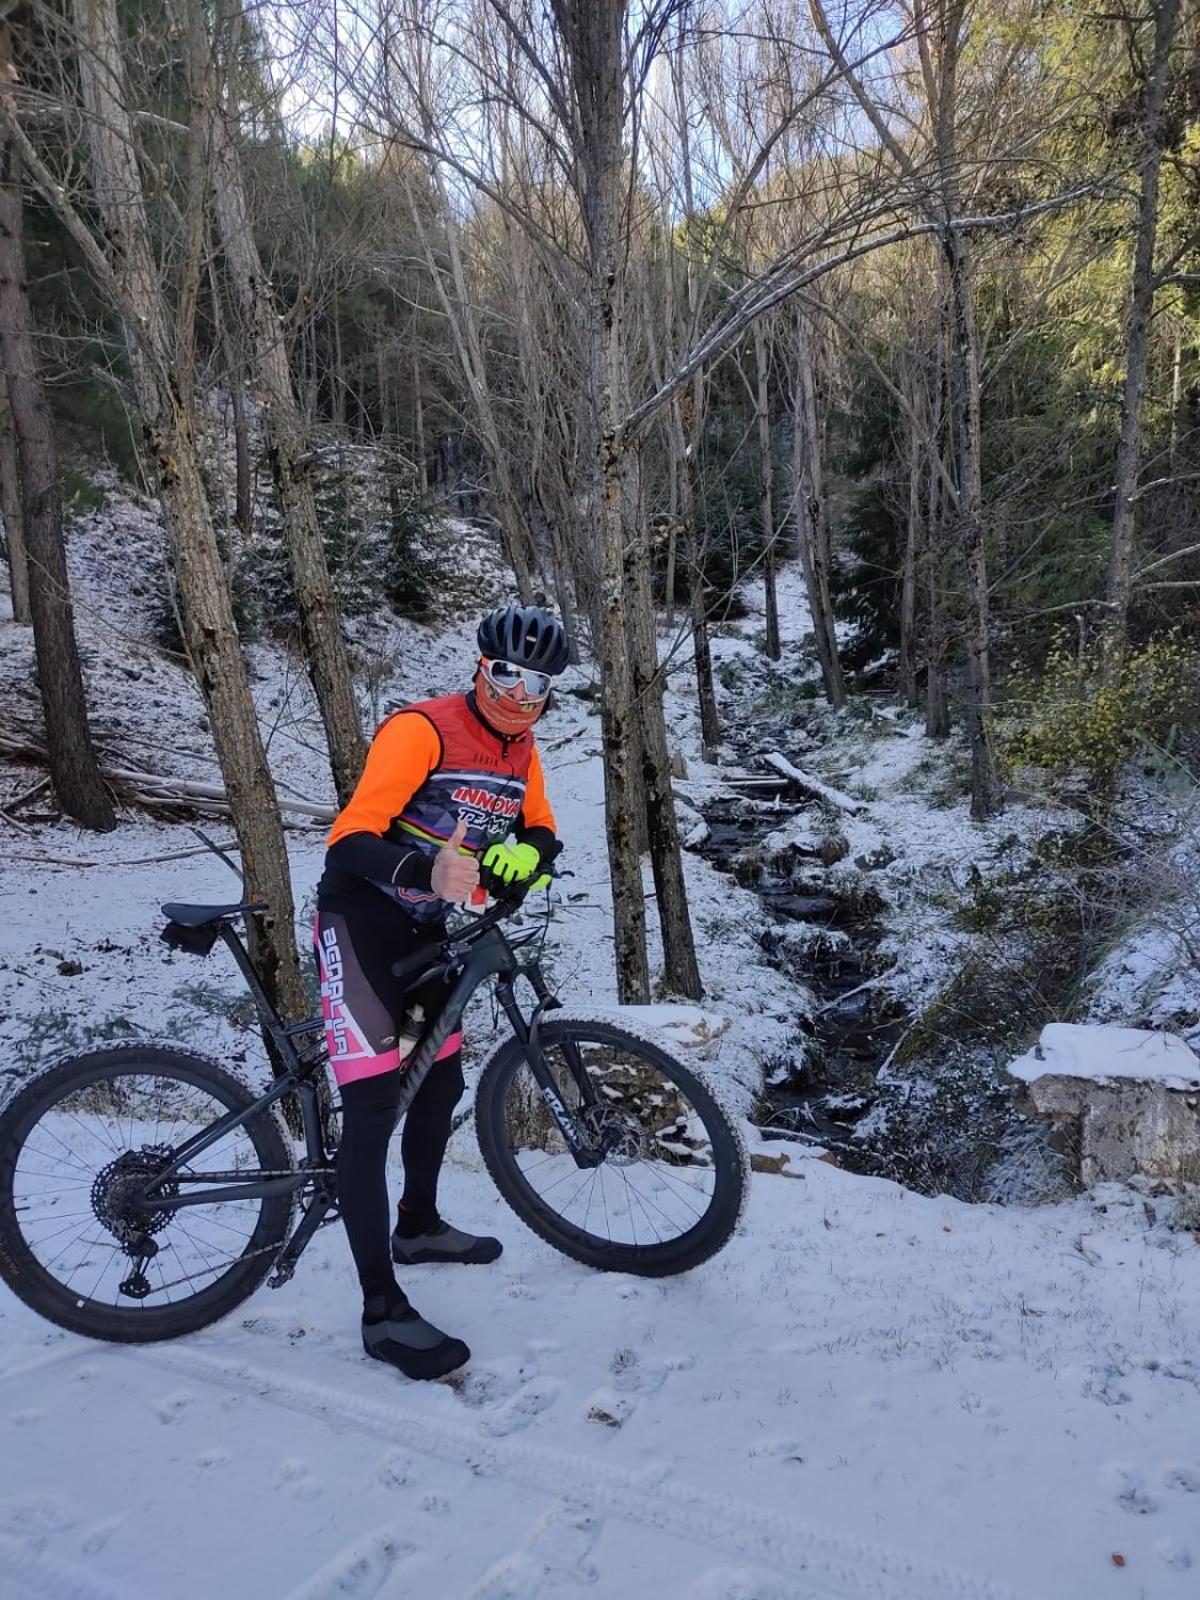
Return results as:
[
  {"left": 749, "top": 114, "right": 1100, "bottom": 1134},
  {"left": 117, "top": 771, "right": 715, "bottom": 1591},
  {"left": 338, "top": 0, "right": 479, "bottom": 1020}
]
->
[{"left": 481, "top": 657, "right": 553, "bottom": 699}]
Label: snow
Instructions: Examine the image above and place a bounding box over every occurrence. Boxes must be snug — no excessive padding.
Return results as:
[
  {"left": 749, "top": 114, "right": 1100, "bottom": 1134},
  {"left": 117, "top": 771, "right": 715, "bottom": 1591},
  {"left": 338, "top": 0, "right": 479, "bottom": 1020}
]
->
[
  {"left": 3, "top": 505, "right": 1200, "bottom": 1600},
  {"left": 1008, "top": 1023, "right": 1200, "bottom": 1091},
  {"left": 2, "top": 1156, "right": 1200, "bottom": 1598}
]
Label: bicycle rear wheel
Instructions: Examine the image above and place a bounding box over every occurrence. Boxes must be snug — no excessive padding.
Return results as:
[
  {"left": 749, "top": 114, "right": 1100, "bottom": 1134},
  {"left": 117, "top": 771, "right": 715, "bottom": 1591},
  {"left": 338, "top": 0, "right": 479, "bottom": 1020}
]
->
[
  {"left": 475, "top": 1019, "right": 747, "bottom": 1276},
  {"left": 0, "top": 1045, "right": 294, "bottom": 1342}
]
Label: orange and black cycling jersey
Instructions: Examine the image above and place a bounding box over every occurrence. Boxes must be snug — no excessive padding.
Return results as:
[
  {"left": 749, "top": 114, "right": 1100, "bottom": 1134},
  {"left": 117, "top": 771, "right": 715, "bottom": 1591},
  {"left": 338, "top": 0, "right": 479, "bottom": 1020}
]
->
[{"left": 318, "top": 691, "right": 557, "bottom": 921}]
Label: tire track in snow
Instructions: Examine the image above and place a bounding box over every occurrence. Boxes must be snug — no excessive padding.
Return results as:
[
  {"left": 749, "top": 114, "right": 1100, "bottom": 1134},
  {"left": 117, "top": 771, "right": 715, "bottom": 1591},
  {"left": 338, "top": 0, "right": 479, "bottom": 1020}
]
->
[
  {"left": 132, "top": 1346, "right": 1042, "bottom": 1600},
  {"left": 0, "top": 1534, "right": 138, "bottom": 1600}
]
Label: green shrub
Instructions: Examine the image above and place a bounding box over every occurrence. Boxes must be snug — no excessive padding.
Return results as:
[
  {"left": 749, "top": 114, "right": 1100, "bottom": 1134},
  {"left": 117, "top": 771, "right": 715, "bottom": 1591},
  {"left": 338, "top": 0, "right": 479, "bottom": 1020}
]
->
[{"left": 1001, "top": 629, "right": 1200, "bottom": 792}]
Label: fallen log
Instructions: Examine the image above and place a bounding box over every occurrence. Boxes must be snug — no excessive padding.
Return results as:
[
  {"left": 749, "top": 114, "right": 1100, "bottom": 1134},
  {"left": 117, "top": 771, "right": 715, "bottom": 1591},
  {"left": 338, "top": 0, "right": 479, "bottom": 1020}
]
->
[
  {"left": 761, "top": 752, "right": 864, "bottom": 814},
  {"left": 0, "top": 726, "right": 336, "bottom": 825}
]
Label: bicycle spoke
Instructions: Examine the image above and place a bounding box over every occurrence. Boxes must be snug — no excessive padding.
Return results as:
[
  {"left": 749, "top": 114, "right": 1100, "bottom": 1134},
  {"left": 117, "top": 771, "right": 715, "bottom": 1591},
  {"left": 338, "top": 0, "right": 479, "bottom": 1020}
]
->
[
  {"left": 6, "top": 1061, "right": 289, "bottom": 1317},
  {"left": 498, "top": 1033, "right": 728, "bottom": 1252}
]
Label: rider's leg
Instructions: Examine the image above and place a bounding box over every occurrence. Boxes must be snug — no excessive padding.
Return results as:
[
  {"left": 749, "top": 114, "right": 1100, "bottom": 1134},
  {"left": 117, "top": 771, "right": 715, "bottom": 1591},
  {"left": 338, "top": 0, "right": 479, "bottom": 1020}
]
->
[
  {"left": 397, "top": 1047, "right": 465, "bottom": 1227},
  {"left": 315, "top": 907, "right": 469, "bottom": 1375},
  {"left": 337, "top": 1069, "right": 405, "bottom": 1304}
]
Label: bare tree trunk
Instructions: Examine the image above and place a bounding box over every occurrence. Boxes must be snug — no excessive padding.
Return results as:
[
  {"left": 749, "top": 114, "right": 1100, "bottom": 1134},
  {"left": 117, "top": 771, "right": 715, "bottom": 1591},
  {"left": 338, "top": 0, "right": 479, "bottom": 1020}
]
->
[
  {"left": 0, "top": 118, "right": 114, "bottom": 829},
  {"left": 624, "top": 442, "right": 700, "bottom": 995},
  {"left": 943, "top": 229, "right": 1000, "bottom": 816},
  {"left": 675, "top": 395, "right": 721, "bottom": 759},
  {"left": 412, "top": 350, "right": 427, "bottom": 493},
  {"left": 663, "top": 432, "right": 678, "bottom": 629},
  {"left": 753, "top": 317, "right": 781, "bottom": 661},
  {"left": 792, "top": 315, "right": 846, "bottom": 707},
  {"left": 898, "top": 406, "right": 921, "bottom": 706},
  {"left": 1106, "top": 0, "right": 1182, "bottom": 636},
  {"left": 229, "top": 368, "right": 252, "bottom": 540},
  {"left": 925, "top": 336, "right": 950, "bottom": 737},
  {"left": 66, "top": 0, "right": 307, "bottom": 1023},
  {"left": 553, "top": 0, "right": 701, "bottom": 1001},
  {"left": 208, "top": 21, "right": 365, "bottom": 805},
  {"left": 0, "top": 371, "right": 31, "bottom": 624}
]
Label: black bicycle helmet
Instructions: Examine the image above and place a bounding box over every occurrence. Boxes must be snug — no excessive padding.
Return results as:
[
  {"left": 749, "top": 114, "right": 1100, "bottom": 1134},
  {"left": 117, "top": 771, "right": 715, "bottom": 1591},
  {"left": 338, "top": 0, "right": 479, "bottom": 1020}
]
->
[{"left": 477, "top": 605, "right": 570, "bottom": 675}]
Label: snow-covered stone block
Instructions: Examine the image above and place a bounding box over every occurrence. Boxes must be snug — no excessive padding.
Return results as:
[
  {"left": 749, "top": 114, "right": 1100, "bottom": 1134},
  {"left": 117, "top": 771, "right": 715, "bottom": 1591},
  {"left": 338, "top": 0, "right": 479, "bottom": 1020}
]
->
[{"left": 1008, "top": 1024, "right": 1200, "bottom": 1185}]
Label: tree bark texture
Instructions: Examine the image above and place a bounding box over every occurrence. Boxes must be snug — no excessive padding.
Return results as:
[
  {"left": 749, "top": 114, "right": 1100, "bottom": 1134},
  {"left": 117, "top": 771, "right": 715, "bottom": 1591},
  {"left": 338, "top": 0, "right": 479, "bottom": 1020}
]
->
[
  {"left": 942, "top": 230, "right": 1000, "bottom": 817},
  {"left": 668, "top": 385, "right": 721, "bottom": 757},
  {"left": 209, "top": 65, "right": 365, "bottom": 806},
  {"left": 791, "top": 318, "right": 846, "bottom": 708},
  {"left": 898, "top": 408, "right": 921, "bottom": 707},
  {"left": 0, "top": 116, "right": 114, "bottom": 829},
  {"left": 623, "top": 442, "right": 701, "bottom": 996},
  {"left": 753, "top": 318, "right": 781, "bottom": 662},
  {"left": 71, "top": 0, "right": 306, "bottom": 1024},
  {"left": 1105, "top": 0, "right": 1183, "bottom": 634},
  {"left": 0, "top": 370, "right": 31, "bottom": 624}
]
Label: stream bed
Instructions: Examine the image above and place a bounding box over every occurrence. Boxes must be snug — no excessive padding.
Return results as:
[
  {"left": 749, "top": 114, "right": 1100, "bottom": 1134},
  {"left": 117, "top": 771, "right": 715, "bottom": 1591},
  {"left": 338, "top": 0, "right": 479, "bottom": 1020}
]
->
[{"left": 690, "top": 776, "right": 908, "bottom": 1159}]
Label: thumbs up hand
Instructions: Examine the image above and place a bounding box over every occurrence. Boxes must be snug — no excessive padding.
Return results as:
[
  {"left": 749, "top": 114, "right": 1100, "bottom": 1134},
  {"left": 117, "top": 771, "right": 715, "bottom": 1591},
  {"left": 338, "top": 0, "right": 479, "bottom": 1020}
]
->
[{"left": 430, "top": 815, "right": 480, "bottom": 905}]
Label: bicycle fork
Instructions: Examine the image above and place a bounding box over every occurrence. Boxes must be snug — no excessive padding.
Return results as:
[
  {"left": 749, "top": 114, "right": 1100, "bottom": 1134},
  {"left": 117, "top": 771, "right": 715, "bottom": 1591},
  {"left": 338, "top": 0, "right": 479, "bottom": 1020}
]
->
[{"left": 493, "top": 974, "right": 607, "bottom": 1169}]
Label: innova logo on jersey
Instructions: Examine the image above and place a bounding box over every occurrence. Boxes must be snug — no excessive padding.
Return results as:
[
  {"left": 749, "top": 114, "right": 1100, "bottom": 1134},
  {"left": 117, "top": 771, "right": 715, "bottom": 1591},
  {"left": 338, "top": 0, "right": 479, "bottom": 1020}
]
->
[{"left": 450, "top": 785, "right": 522, "bottom": 820}]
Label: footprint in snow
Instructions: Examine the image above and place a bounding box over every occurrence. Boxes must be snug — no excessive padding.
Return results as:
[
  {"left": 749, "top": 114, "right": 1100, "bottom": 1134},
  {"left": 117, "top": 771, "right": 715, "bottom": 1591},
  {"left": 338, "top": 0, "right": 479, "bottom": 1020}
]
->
[
  {"left": 1099, "top": 1463, "right": 1158, "bottom": 1516},
  {"left": 286, "top": 1529, "right": 417, "bottom": 1599},
  {"left": 1155, "top": 1538, "right": 1193, "bottom": 1571},
  {"left": 276, "top": 1458, "right": 324, "bottom": 1501},
  {"left": 1163, "top": 1464, "right": 1200, "bottom": 1494},
  {"left": 526, "top": 1504, "right": 603, "bottom": 1584},
  {"left": 151, "top": 1389, "right": 194, "bottom": 1426},
  {"left": 378, "top": 1448, "right": 414, "bottom": 1489},
  {"left": 0, "top": 1495, "right": 77, "bottom": 1538},
  {"left": 609, "top": 1347, "right": 667, "bottom": 1396},
  {"left": 80, "top": 1513, "right": 129, "bottom": 1557},
  {"left": 9, "top": 1410, "right": 46, "bottom": 1427},
  {"left": 194, "top": 1447, "right": 230, "bottom": 1473},
  {"left": 584, "top": 1387, "right": 635, "bottom": 1429},
  {"left": 480, "top": 1377, "right": 562, "bottom": 1437}
]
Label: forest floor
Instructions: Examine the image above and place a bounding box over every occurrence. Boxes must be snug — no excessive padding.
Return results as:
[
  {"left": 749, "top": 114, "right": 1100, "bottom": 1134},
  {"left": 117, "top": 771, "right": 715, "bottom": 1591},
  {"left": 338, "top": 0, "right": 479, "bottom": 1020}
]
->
[{"left": 1, "top": 506, "right": 1199, "bottom": 1598}]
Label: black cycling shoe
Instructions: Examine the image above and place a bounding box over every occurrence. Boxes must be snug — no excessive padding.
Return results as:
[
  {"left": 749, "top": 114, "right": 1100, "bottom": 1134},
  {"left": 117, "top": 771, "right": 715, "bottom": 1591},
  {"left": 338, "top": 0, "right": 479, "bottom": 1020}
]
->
[
  {"left": 391, "top": 1217, "right": 503, "bottom": 1266},
  {"left": 361, "top": 1297, "right": 470, "bottom": 1381}
]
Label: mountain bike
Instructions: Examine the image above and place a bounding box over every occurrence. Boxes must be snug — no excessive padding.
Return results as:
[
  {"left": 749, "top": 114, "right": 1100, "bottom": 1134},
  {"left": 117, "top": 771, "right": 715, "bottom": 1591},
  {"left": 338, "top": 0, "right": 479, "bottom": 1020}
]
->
[{"left": 0, "top": 889, "right": 748, "bottom": 1343}]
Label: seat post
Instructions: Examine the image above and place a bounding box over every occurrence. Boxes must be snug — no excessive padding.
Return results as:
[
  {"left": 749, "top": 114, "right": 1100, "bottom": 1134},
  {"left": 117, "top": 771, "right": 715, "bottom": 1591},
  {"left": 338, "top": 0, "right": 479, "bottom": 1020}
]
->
[{"left": 217, "top": 921, "right": 299, "bottom": 1068}]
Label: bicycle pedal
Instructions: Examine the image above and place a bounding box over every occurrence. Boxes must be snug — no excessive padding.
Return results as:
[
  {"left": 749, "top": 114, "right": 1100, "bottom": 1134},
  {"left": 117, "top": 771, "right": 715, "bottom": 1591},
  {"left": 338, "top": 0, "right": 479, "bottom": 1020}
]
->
[{"left": 267, "top": 1264, "right": 296, "bottom": 1290}]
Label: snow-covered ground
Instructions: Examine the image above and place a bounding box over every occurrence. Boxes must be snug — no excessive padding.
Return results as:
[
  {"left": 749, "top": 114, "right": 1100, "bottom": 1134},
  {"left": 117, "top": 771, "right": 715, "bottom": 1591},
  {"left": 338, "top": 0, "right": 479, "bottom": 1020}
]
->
[
  {"left": 3, "top": 511, "right": 1200, "bottom": 1599},
  {"left": 2, "top": 1153, "right": 1199, "bottom": 1599}
]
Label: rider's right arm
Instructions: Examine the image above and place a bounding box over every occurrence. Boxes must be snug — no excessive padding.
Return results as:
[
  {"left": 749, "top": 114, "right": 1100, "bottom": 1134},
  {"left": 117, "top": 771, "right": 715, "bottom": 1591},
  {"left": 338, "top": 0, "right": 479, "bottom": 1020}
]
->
[{"left": 324, "top": 713, "right": 441, "bottom": 890}]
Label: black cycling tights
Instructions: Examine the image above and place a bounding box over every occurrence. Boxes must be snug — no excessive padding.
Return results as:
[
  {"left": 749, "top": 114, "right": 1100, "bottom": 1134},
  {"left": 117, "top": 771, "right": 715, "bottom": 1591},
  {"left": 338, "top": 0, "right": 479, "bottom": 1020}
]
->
[{"left": 337, "top": 1053, "right": 465, "bottom": 1305}]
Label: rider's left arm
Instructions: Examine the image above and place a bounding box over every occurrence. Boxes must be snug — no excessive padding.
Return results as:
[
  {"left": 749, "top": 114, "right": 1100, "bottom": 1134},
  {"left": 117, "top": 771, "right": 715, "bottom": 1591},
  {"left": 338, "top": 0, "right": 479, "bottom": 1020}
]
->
[{"left": 514, "top": 744, "right": 558, "bottom": 864}]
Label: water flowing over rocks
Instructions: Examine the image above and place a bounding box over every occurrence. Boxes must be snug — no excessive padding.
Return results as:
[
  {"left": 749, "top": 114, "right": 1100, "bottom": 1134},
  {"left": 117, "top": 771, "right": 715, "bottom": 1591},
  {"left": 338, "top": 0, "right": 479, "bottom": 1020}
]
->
[{"left": 681, "top": 767, "right": 906, "bottom": 1162}]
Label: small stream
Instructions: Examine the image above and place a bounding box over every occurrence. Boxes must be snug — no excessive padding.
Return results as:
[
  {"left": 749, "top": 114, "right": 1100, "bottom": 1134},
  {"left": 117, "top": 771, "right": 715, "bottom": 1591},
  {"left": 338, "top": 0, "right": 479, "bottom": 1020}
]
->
[{"left": 691, "top": 781, "right": 907, "bottom": 1157}]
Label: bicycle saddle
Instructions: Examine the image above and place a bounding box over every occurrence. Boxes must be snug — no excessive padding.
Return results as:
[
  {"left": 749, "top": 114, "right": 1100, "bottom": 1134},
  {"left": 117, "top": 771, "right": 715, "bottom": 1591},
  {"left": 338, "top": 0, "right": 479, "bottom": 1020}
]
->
[{"left": 160, "top": 900, "right": 265, "bottom": 928}]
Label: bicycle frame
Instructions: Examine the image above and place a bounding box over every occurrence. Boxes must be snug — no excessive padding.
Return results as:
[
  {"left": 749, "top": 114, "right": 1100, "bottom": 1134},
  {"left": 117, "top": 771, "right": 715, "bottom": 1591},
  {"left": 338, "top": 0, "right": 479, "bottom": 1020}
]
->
[{"left": 127, "top": 899, "right": 600, "bottom": 1286}]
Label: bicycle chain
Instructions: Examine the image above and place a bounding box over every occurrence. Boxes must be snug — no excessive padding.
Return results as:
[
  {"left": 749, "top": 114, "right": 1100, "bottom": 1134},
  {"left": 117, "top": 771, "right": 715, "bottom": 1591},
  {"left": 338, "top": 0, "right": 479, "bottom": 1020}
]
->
[{"left": 115, "top": 1172, "right": 337, "bottom": 1297}]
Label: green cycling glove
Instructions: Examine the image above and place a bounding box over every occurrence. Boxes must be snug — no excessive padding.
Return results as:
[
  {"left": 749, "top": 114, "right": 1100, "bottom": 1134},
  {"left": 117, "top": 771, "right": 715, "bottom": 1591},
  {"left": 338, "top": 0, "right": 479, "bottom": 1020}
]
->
[{"left": 480, "top": 840, "right": 542, "bottom": 888}]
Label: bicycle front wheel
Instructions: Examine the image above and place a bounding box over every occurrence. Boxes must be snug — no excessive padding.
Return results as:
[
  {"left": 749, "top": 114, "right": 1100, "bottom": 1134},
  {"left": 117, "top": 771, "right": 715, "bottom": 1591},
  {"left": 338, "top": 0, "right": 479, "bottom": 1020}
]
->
[
  {"left": 475, "top": 1019, "right": 747, "bottom": 1276},
  {"left": 0, "top": 1045, "right": 294, "bottom": 1343}
]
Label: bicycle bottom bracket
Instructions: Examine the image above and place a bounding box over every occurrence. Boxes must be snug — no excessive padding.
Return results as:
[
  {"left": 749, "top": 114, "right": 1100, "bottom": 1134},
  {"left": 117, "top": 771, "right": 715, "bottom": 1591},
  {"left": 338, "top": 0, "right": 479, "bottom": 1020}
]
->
[{"left": 91, "top": 1146, "right": 179, "bottom": 1244}]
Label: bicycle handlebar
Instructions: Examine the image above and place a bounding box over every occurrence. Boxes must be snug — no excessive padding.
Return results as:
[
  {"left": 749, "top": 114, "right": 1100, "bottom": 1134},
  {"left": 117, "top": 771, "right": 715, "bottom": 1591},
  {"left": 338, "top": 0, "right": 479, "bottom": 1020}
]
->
[{"left": 389, "top": 863, "right": 562, "bottom": 981}]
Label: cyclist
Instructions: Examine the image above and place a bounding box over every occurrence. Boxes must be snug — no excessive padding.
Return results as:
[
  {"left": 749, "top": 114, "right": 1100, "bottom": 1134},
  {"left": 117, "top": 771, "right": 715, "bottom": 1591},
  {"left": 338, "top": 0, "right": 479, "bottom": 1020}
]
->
[{"left": 314, "top": 604, "right": 569, "bottom": 1380}]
